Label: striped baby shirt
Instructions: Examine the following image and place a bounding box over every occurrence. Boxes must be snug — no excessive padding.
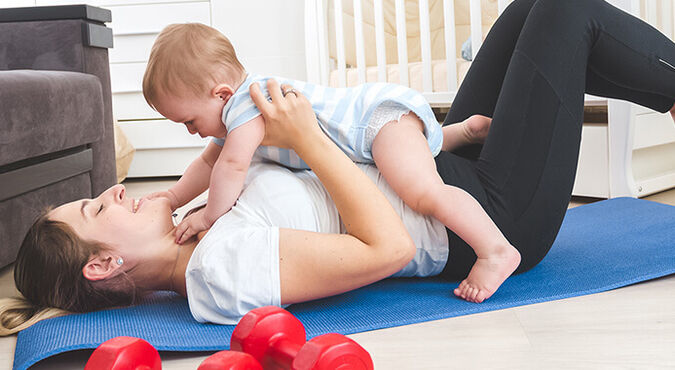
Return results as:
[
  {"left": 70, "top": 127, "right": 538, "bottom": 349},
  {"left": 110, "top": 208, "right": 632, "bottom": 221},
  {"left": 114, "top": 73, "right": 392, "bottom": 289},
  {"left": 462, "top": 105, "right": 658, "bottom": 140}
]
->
[{"left": 211, "top": 74, "right": 443, "bottom": 169}]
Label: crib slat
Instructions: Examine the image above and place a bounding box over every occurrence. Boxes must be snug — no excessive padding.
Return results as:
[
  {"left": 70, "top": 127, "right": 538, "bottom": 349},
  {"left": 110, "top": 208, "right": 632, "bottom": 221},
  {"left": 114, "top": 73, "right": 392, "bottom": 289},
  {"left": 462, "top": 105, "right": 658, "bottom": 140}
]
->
[
  {"left": 395, "top": 0, "right": 409, "bottom": 86},
  {"left": 498, "top": 0, "right": 509, "bottom": 14},
  {"left": 317, "top": 0, "right": 330, "bottom": 85},
  {"left": 374, "top": 0, "right": 387, "bottom": 83},
  {"left": 419, "top": 0, "right": 433, "bottom": 92},
  {"left": 631, "top": 0, "right": 641, "bottom": 17},
  {"left": 304, "top": 0, "right": 320, "bottom": 84},
  {"left": 334, "top": 0, "right": 347, "bottom": 87},
  {"left": 661, "top": 0, "right": 673, "bottom": 39},
  {"left": 469, "top": 0, "right": 483, "bottom": 60},
  {"left": 645, "top": 0, "right": 657, "bottom": 26},
  {"left": 443, "top": 0, "right": 458, "bottom": 91},
  {"left": 353, "top": 0, "right": 366, "bottom": 84}
]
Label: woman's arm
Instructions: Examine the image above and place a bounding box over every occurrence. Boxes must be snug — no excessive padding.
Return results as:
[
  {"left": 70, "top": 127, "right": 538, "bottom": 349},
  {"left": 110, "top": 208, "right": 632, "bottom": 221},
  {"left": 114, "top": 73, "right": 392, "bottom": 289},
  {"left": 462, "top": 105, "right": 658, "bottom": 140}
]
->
[{"left": 250, "top": 80, "right": 415, "bottom": 305}]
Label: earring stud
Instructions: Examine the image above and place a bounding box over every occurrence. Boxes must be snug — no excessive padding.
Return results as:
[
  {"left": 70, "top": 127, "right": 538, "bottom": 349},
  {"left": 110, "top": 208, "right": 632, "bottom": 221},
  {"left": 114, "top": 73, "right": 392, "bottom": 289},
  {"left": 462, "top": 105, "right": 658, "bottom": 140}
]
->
[{"left": 117, "top": 257, "right": 124, "bottom": 265}]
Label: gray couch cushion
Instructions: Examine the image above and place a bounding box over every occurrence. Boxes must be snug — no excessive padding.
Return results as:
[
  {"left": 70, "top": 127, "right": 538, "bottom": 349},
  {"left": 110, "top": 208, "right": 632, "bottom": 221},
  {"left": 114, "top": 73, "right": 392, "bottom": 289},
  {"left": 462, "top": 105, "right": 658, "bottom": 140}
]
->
[{"left": 0, "top": 69, "right": 104, "bottom": 167}]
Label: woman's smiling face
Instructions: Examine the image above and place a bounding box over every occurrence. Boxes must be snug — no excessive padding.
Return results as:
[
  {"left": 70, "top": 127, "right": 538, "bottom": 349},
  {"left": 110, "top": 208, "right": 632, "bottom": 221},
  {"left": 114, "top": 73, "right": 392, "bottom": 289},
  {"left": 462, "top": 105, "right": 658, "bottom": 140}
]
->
[{"left": 48, "top": 184, "right": 175, "bottom": 258}]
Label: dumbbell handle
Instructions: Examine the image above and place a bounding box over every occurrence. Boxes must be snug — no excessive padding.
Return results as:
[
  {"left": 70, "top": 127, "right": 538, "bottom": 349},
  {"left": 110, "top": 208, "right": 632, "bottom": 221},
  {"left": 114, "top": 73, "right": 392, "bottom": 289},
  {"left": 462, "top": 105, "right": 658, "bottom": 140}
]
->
[{"left": 264, "top": 333, "right": 302, "bottom": 368}]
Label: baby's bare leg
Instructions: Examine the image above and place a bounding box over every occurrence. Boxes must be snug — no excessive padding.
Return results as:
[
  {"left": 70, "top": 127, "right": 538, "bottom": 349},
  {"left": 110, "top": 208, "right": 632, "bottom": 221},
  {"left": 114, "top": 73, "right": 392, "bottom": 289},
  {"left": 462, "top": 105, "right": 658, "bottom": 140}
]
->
[{"left": 372, "top": 113, "right": 520, "bottom": 303}]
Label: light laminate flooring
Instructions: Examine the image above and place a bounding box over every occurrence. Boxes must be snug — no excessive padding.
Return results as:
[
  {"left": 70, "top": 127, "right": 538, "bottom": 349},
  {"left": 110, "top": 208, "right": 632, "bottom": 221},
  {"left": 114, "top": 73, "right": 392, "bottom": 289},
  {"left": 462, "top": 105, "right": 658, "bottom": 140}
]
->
[{"left": 0, "top": 178, "right": 673, "bottom": 369}]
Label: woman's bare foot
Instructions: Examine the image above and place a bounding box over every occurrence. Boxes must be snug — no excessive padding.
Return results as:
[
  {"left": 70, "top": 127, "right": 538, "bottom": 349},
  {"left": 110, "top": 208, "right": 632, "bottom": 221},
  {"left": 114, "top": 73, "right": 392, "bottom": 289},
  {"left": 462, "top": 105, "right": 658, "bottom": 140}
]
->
[
  {"left": 461, "top": 114, "right": 492, "bottom": 144},
  {"left": 453, "top": 244, "right": 521, "bottom": 303},
  {"left": 670, "top": 102, "right": 675, "bottom": 124}
]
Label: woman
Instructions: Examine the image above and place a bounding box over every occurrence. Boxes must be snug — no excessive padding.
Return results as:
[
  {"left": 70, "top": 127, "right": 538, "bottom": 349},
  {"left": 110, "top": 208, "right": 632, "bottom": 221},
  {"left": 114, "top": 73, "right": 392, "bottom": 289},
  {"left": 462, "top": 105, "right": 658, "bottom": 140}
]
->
[{"left": 2, "top": 0, "right": 674, "bottom": 334}]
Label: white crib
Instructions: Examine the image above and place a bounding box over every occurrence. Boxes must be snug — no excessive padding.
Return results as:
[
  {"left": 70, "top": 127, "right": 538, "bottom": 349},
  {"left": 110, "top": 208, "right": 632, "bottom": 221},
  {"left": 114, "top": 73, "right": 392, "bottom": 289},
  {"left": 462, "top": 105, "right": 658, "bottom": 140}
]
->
[{"left": 304, "top": 0, "right": 675, "bottom": 198}]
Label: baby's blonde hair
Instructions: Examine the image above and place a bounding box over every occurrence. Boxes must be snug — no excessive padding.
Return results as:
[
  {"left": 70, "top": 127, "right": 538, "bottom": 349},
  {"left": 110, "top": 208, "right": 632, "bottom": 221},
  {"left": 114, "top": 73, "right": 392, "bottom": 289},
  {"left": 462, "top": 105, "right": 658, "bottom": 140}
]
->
[{"left": 143, "top": 23, "right": 245, "bottom": 109}]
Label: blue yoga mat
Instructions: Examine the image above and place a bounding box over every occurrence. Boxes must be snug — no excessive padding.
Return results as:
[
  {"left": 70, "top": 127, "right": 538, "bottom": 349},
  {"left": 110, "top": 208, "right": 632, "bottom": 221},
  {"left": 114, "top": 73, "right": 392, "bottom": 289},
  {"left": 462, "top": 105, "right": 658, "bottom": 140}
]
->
[{"left": 13, "top": 197, "right": 675, "bottom": 370}]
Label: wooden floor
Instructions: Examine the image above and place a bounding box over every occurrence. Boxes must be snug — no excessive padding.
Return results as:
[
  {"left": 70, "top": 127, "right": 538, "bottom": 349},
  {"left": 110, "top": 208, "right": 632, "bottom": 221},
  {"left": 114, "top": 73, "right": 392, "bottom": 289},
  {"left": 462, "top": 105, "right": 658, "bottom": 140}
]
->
[{"left": 0, "top": 179, "right": 673, "bottom": 369}]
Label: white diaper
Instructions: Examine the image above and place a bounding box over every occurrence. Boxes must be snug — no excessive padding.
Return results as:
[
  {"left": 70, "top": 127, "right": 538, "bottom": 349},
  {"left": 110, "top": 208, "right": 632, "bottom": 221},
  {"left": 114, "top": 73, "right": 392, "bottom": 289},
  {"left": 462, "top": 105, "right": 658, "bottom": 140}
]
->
[{"left": 364, "top": 101, "right": 411, "bottom": 152}]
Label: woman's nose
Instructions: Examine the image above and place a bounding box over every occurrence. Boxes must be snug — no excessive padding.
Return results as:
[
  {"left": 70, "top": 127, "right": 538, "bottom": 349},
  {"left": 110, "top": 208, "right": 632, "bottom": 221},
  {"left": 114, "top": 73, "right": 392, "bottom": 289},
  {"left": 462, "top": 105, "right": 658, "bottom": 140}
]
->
[{"left": 107, "top": 184, "right": 125, "bottom": 203}]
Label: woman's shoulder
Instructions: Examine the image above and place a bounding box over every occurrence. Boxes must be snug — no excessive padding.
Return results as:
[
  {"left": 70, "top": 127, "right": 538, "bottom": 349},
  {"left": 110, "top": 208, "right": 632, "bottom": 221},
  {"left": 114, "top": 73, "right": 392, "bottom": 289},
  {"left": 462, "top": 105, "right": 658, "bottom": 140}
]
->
[{"left": 185, "top": 214, "right": 282, "bottom": 324}]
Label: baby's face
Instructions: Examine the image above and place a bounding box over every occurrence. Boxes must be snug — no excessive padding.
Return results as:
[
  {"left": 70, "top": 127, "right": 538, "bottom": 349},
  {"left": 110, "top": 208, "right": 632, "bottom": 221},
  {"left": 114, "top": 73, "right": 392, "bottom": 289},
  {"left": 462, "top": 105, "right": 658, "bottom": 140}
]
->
[{"left": 153, "top": 91, "right": 228, "bottom": 139}]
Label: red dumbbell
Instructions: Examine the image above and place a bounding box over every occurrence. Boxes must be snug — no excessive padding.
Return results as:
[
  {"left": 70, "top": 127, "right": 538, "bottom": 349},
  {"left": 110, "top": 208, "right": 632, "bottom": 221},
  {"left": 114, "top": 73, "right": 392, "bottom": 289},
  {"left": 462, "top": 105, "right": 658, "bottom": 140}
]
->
[
  {"left": 84, "top": 336, "right": 161, "bottom": 370},
  {"left": 198, "top": 350, "right": 263, "bottom": 370},
  {"left": 231, "top": 306, "right": 373, "bottom": 370}
]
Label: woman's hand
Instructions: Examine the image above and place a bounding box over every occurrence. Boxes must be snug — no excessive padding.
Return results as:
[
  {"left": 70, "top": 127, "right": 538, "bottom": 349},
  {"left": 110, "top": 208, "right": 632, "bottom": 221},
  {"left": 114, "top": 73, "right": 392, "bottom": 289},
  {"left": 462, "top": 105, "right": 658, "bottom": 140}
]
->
[
  {"left": 249, "top": 79, "right": 323, "bottom": 150},
  {"left": 249, "top": 81, "right": 414, "bottom": 305}
]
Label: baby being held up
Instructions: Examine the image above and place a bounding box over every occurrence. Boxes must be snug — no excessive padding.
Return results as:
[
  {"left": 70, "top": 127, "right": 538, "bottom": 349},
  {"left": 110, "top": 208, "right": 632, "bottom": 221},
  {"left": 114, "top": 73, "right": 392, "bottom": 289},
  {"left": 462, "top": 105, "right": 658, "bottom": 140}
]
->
[{"left": 141, "top": 23, "right": 520, "bottom": 304}]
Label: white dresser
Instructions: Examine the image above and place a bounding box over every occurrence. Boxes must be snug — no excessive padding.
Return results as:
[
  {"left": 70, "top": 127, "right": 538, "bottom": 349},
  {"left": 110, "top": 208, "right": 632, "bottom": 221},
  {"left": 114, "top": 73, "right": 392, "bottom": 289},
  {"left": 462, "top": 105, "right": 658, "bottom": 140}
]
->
[{"left": 2, "top": 0, "right": 306, "bottom": 177}]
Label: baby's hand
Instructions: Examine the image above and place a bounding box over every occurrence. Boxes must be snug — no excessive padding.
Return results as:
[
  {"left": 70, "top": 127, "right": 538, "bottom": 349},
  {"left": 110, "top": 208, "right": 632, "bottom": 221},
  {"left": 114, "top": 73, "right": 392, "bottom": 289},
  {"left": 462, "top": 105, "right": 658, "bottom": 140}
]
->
[
  {"left": 142, "top": 190, "right": 179, "bottom": 212},
  {"left": 175, "top": 211, "right": 212, "bottom": 244}
]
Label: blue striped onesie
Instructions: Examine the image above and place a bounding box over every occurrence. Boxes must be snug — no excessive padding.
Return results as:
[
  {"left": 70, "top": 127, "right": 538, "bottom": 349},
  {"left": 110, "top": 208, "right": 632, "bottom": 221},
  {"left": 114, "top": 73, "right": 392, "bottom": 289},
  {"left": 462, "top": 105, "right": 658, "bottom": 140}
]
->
[{"left": 211, "top": 74, "right": 443, "bottom": 169}]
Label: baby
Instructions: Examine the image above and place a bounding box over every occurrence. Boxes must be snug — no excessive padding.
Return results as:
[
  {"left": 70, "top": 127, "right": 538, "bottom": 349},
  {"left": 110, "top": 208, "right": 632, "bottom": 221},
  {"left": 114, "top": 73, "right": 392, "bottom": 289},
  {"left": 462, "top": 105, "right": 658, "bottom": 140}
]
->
[{"left": 141, "top": 23, "right": 520, "bottom": 303}]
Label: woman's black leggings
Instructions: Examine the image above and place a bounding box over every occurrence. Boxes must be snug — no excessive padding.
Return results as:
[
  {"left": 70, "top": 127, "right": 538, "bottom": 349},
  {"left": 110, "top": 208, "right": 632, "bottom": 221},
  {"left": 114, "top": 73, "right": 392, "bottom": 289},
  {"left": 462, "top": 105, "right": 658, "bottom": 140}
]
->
[{"left": 435, "top": 0, "right": 675, "bottom": 280}]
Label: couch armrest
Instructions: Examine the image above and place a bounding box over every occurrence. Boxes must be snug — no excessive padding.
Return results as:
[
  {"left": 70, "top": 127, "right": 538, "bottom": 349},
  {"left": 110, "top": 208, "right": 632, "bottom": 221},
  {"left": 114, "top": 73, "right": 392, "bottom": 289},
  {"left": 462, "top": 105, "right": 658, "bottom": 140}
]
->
[
  {"left": 0, "top": 5, "right": 113, "bottom": 69},
  {"left": 0, "top": 5, "right": 116, "bottom": 196}
]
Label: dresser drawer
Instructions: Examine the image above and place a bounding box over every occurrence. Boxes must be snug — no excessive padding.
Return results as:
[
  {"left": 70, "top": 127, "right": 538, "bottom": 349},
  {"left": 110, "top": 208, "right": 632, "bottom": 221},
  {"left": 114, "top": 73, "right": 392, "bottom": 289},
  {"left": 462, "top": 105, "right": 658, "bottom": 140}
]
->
[
  {"left": 110, "top": 62, "right": 146, "bottom": 94},
  {"left": 109, "top": 33, "right": 156, "bottom": 64},
  {"left": 118, "top": 119, "right": 210, "bottom": 150},
  {"left": 109, "top": 1, "right": 210, "bottom": 63},
  {"left": 109, "top": 1, "right": 210, "bottom": 36},
  {"left": 119, "top": 120, "right": 212, "bottom": 178},
  {"left": 113, "top": 92, "right": 162, "bottom": 121}
]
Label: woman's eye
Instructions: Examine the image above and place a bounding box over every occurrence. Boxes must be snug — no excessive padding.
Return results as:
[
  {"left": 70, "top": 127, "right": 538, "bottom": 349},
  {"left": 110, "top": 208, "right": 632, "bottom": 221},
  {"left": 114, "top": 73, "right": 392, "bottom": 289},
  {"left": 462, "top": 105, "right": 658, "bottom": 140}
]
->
[{"left": 97, "top": 204, "right": 103, "bottom": 215}]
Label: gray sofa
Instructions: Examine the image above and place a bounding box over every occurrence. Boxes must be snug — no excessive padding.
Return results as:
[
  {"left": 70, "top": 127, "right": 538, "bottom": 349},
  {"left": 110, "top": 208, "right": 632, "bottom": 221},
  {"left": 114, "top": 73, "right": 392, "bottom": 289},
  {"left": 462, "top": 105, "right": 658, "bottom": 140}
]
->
[{"left": 0, "top": 5, "right": 116, "bottom": 268}]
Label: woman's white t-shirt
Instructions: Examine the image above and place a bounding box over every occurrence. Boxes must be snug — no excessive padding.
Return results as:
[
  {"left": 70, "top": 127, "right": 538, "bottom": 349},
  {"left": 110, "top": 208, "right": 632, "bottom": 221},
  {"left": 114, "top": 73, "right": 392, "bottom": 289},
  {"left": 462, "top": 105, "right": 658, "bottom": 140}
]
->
[{"left": 185, "top": 161, "right": 449, "bottom": 324}]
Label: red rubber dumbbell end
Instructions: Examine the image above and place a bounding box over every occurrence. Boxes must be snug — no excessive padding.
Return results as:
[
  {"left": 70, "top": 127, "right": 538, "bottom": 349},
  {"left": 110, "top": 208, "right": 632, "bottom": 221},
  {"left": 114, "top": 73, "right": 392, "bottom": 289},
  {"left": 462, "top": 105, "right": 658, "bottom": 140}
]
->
[
  {"left": 84, "top": 336, "right": 161, "bottom": 370},
  {"left": 295, "top": 333, "right": 373, "bottom": 370},
  {"left": 231, "top": 306, "right": 306, "bottom": 367},
  {"left": 231, "top": 306, "right": 373, "bottom": 370},
  {"left": 198, "top": 350, "right": 262, "bottom": 370}
]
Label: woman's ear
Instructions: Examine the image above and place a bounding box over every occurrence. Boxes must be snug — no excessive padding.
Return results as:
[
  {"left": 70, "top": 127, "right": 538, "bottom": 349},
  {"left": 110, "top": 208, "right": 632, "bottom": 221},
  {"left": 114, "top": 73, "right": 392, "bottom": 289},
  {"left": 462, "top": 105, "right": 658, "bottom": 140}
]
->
[
  {"left": 212, "top": 84, "right": 234, "bottom": 102},
  {"left": 82, "top": 253, "right": 122, "bottom": 281}
]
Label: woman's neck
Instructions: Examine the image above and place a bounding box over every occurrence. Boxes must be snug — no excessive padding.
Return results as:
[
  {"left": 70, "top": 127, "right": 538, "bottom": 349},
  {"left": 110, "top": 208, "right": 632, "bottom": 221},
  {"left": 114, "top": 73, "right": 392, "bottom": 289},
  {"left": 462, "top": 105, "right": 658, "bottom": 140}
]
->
[{"left": 167, "top": 230, "right": 206, "bottom": 297}]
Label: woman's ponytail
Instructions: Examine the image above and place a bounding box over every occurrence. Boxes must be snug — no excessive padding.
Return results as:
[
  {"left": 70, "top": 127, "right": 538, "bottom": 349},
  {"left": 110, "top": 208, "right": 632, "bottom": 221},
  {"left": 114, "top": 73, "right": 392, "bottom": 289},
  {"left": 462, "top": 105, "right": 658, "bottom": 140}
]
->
[{"left": 0, "top": 297, "right": 67, "bottom": 336}]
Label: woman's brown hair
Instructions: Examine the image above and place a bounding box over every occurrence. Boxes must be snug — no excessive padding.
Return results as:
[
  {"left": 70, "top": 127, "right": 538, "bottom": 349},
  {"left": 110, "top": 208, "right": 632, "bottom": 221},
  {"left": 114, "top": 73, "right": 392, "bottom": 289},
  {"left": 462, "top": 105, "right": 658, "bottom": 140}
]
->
[{"left": 0, "top": 207, "right": 140, "bottom": 336}]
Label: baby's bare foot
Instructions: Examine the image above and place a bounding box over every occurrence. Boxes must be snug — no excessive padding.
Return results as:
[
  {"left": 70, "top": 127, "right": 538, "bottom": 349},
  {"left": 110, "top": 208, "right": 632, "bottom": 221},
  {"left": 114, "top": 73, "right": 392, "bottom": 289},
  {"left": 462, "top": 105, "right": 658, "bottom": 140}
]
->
[
  {"left": 462, "top": 115, "right": 492, "bottom": 144},
  {"left": 453, "top": 244, "right": 521, "bottom": 303}
]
